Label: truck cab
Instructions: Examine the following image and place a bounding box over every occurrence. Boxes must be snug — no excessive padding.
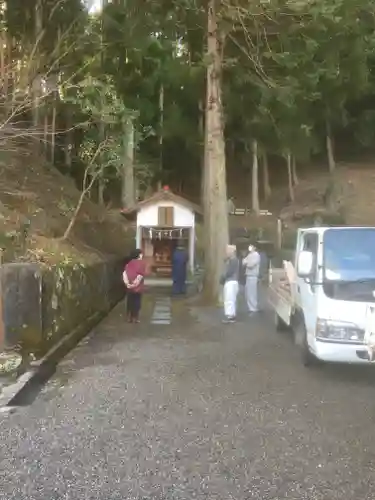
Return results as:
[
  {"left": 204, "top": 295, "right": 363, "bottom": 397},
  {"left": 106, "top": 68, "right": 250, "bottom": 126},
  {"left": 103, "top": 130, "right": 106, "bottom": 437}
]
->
[{"left": 269, "top": 226, "right": 375, "bottom": 366}]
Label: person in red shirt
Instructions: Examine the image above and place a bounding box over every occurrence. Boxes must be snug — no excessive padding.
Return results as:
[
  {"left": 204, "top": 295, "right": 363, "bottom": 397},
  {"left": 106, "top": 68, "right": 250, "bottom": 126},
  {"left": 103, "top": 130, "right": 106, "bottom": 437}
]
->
[{"left": 123, "top": 249, "right": 146, "bottom": 323}]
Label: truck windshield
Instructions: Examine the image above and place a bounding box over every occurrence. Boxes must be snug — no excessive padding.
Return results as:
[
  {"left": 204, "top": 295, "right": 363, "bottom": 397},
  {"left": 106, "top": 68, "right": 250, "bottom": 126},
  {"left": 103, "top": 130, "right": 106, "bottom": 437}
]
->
[{"left": 323, "top": 228, "right": 375, "bottom": 282}]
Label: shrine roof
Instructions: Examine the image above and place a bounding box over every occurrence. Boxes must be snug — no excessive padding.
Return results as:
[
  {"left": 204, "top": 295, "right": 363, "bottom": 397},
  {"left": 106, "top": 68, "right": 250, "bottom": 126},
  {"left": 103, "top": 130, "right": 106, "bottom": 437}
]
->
[{"left": 120, "top": 188, "right": 202, "bottom": 216}]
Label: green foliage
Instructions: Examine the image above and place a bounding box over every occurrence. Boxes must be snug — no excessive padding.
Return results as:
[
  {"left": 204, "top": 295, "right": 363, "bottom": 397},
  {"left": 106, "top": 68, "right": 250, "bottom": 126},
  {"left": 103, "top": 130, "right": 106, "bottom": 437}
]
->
[
  {"left": 4, "top": 0, "right": 375, "bottom": 200},
  {"left": 64, "top": 76, "right": 129, "bottom": 123},
  {"left": 62, "top": 76, "right": 130, "bottom": 182}
]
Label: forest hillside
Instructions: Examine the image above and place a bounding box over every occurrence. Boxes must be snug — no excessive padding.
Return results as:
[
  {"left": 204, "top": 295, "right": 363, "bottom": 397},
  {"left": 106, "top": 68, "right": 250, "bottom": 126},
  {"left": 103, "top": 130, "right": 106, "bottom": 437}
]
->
[{"left": 0, "top": 150, "right": 132, "bottom": 264}]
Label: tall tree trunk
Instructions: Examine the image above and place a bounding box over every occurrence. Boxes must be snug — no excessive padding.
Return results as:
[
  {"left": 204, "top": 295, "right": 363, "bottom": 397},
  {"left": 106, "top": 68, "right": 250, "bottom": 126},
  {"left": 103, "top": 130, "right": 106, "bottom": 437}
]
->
[
  {"left": 121, "top": 117, "right": 135, "bottom": 207},
  {"left": 51, "top": 100, "right": 56, "bottom": 164},
  {"left": 97, "top": 117, "right": 105, "bottom": 205},
  {"left": 262, "top": 149, "right": 271, "bottom": 200},
  {"left": 202, "top": 0, "right": 229, "bottom": 303},
  {"left": 98, "top": 177, "right": 105, "bottom": 205},
  {"left": 199, "top": 98, "right": 205, "bottom": 204},
  {"left": 43, "top": 111, "right": 48, "bottom": 157},
  {"left": 251, "top": 138, "right": 260, "bottom": 214},
  {"left": 97, "top": 0, "right": 108, "bottom": 205},
  {"left": 286, "top": 151, "right": 294, "bottom": 202},
  {"left": 8, "top": 37, "right": 15, "bottom": 113},
  {"left": 0, "top": 31, "right": 5, "bottom": 102},
  {"left": 326, "top": 118, "right": 335, "bottom": 172},
  {"left": 291, "top": 154, "right": 299, "bottom": 186},
  {"left": 64, "top": 105, "right": 72, "bottom": 169},
  {"left": 159, "top": 83, "right": 164, "bottom": 173},
  {"left": 50, "top": 37, "right": 59, "bottom": 165},
  {"left": 32, "top": 0, "right": 43, "bottom": 154},
  {"left": 1, "top": 33, "right": 13, "bottom": 111}
]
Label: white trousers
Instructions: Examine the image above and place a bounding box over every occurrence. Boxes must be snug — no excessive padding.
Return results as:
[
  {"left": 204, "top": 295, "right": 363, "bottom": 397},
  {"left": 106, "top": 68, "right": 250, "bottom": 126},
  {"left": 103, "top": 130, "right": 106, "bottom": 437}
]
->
[
  {"left": 223, "top": 280, "right": 239, "bottom": 318},
  {"left": 245, "top": 276, "right": 258, "bottom": 312}
]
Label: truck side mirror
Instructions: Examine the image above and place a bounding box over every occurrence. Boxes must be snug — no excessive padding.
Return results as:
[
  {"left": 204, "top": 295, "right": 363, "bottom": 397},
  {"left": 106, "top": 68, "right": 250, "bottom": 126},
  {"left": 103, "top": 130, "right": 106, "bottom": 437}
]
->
[{"left": 297, "top": 250, "right": 313, "bottom": 277}]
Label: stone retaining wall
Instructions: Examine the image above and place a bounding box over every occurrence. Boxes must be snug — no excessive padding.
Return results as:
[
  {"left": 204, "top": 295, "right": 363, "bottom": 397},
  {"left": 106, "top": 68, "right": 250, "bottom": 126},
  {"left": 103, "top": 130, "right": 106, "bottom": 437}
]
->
[{"left": 1, "top": 258, "right": 125, "bottom": 357}]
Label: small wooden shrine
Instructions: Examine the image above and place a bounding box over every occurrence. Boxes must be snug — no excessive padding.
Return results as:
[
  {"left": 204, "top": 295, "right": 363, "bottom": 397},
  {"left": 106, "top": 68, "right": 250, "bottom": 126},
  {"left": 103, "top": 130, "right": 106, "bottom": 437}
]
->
[{"left": 121, "top": 187, "right": 201, "bottom": 277}]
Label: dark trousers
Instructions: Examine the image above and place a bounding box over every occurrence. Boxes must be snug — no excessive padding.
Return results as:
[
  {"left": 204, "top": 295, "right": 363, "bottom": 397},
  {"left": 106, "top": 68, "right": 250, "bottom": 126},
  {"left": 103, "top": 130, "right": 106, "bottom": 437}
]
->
[
  {"left": 172, "top": 269, "right": 187, "bottom": 294},
  {"left": 127, "top": 292, "right": 142, "bottom": 319},
  {"left": 172, "top": 278, "right": 186, "bottom": 294}
]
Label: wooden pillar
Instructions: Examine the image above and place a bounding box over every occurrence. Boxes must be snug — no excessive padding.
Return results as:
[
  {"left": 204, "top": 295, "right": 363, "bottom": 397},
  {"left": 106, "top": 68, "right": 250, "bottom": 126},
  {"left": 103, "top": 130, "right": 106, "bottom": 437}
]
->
[
  {"left": 189, "top": 226, "right": 195, "bottom": 274},
  {"left": 136, "top": 225, "right": 142, "bottom": 249},
  {"left": 276, "top": 218, "right": 282, "bottom": 249}
]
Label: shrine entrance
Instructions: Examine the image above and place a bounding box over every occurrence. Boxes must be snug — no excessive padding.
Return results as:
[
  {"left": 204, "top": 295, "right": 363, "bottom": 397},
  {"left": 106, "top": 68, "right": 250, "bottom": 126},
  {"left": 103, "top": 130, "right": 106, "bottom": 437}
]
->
[{"left": 141, "top": 227, "right": 191, "bottom": 278}]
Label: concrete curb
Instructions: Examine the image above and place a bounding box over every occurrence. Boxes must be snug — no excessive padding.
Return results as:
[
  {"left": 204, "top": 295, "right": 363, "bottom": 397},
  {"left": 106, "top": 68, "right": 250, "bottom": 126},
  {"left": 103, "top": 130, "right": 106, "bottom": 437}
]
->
[{"left": 0, "top": 300, "right": 122, "bottom": 408}]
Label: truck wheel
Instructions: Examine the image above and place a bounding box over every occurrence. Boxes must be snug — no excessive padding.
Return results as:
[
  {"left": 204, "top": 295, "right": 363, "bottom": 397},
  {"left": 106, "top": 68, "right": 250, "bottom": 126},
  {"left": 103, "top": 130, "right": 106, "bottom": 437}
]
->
[
  {"left": 294, "top": 321, "right": 317, "bottom": 367},
  {"left": 275, "top": 312, "right": 288, "bottom": 332}
]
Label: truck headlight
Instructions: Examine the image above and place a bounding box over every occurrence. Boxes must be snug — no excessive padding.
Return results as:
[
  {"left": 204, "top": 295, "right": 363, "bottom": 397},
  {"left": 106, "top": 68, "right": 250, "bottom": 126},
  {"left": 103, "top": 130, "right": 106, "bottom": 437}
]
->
[{"left": 316, "top": 319, "right": 364, "bottom": 342}]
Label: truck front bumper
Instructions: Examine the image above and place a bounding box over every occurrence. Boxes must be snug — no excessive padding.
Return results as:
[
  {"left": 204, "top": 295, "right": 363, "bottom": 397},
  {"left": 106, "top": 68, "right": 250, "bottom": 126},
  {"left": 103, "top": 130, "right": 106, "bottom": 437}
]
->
[{"left": 312, "top": 339, "right": 373, "bottom": 364}]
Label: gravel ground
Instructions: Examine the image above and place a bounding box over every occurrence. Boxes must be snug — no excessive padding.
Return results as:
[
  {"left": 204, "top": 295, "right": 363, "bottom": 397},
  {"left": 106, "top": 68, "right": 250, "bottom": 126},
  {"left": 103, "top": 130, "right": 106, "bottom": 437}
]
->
[{"left": 1, "top": 292, "right": 375, "bottom": 499}]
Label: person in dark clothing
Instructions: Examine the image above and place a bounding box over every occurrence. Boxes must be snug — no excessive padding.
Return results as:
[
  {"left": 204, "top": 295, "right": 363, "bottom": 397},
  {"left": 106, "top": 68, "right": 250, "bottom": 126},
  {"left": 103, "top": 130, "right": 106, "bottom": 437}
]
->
[
  {"left": 123, "top": 249, "right": 146, "bottom": 323},
  {"left": 172, "top": 241, "right": 188, "bottom": 294}
]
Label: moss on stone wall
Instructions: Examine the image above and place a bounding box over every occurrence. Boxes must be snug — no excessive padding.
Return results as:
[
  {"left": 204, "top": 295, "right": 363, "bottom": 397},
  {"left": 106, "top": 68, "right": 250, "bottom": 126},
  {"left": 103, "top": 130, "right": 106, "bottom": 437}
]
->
[
  {"left": 2, "top": 258, "right": 125, "bottom": 358},
  {"left": 39, "top": 259, "right": 124, "bottom": 356}
]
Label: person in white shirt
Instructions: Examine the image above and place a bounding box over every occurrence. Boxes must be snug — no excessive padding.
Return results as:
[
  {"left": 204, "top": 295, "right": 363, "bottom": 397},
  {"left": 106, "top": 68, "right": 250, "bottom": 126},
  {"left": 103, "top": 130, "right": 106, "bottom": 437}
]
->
[
  {"left": 220, "top": 244, "right": 240, "bottom": 323},
  {"left": 242, "top": 244, "right": 260, "bottom": 315}
]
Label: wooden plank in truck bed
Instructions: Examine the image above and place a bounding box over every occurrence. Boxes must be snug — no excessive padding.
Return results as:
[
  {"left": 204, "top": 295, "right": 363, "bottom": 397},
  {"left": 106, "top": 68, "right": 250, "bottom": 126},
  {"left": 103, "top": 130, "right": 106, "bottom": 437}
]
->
[{"left": 268, "top": 265, "right": 293, "bottom": 325}]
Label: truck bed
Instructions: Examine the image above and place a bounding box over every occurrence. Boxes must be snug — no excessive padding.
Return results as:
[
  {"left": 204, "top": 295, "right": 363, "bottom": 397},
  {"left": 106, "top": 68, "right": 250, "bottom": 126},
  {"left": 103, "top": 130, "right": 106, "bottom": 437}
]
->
[{"left": 268, "top": 261, "right": 295, "bottom": 326}]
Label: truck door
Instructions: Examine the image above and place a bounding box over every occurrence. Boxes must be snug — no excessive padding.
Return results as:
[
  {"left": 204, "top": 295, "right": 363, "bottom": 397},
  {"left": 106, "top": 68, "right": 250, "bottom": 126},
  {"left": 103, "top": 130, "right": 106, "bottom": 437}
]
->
[{"left": 297, "top": 231, "right": 319, "bottom": 339}]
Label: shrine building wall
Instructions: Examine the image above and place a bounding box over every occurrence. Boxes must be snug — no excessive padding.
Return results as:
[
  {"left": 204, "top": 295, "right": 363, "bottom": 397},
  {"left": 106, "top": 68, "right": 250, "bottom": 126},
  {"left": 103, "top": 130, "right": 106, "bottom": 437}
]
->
[{"left": 137, "top": 202, "right": 195, "bottom": 228}]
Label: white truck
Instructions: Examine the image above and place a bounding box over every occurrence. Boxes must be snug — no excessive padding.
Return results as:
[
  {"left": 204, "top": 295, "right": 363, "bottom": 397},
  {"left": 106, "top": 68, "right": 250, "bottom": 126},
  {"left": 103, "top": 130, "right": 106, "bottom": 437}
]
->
[{"left": 268, "top": 226, "right": 375, "bottom": 366}]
